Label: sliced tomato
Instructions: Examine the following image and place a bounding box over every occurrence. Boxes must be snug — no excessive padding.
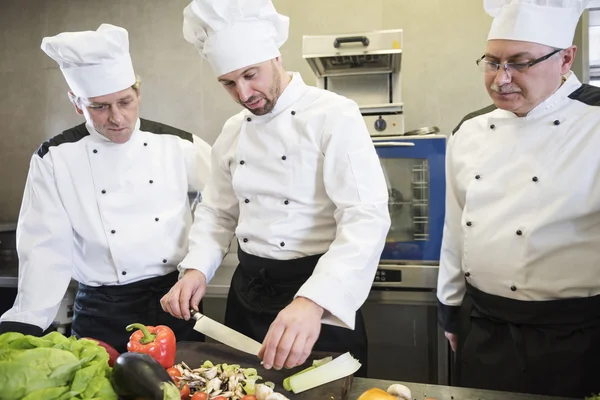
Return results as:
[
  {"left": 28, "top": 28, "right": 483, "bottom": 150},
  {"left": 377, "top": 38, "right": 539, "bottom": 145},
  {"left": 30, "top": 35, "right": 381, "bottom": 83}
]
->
[
  {"left": 190, "top": 393, "right": 208, "bottom": 400},
  {"left": 241, "top": 396, "right": 257, "bottom": 400},
  {"left": 167, "top": 367, "right": 182, "bottom": 383},
  {"left": 212, "top": 397, "right": 227, "bottom": 400},
  {"left": 179, "top": 384, "right": 190, "bottom": 399}
]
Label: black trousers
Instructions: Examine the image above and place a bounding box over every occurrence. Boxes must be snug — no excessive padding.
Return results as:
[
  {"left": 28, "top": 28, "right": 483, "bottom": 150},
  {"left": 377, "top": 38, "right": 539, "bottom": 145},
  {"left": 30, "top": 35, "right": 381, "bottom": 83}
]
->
[
  {"left": 71, "top": 271, "right": 204, "bottom": 354},
  {"left": 455, "top": 282, "right": 600, "bottom": 398},
  {"left": 224, "top": 246, "right": 368, "bottom": 377}
]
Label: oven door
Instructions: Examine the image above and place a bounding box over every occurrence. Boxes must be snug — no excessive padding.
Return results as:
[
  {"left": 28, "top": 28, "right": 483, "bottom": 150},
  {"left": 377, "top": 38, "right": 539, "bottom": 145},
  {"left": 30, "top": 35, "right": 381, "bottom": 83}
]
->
[
  {"left": 363, "top": 287, "right": 450, "bottom": 384},
  {"left": 373, "top": 135, "right": 446, "bottom": 263}
]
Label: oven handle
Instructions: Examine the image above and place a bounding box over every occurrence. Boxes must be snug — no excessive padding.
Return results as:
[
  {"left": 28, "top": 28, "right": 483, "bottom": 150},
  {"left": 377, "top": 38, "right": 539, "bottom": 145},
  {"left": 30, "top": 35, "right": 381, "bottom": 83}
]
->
[
  {"left": 333, "top": 36, "right": 370, "bottom": 48},
  {"left": 373, "top": 141, "right": 415, "bottom": 147}
]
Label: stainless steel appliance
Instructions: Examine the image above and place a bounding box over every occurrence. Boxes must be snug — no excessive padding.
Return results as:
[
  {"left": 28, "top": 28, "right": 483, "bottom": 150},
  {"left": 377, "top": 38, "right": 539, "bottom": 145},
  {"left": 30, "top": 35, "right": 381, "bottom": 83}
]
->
[
  {"left": 303, "top": 29, "right": 404, "bottom": 135},
  {"left": 303, "top": 30, "right": 450, "bottom": 384}
]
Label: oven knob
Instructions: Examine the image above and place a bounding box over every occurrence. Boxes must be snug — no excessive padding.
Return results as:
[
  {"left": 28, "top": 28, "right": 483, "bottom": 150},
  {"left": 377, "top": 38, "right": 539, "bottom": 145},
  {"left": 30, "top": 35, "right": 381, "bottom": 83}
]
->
[{"left": 374, "top": 116, "right": 387, "bottom": 132}]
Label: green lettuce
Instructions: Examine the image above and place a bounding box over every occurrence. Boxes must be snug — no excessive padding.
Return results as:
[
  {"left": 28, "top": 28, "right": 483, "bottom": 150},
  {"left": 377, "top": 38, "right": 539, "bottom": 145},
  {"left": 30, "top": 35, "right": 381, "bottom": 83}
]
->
[{"left": 0, "top": 331, "right": 117, "bottom": 400}]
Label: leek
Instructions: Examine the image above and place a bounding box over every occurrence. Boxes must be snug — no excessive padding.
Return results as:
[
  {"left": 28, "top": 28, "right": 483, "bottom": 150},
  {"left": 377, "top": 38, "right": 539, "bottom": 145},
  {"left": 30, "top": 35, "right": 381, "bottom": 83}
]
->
[
  {"left": 287, "top": 352, "right": 361, "bottom": 394},
  {"left": 282, "top": 355, "right": 334, "bottom": 391}
]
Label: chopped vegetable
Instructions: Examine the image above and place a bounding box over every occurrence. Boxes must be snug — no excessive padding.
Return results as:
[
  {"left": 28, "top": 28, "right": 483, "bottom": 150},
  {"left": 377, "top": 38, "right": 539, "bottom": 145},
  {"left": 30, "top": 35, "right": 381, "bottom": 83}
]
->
[
  {"left": 282, "top": 355, "right": 333, "bottom": 391},
  {"left": 172, "top": 360, "right": 282, "bottom": 400},
  {"left": 126, "top": 323, "right": 176, "bottom": 369},
  {"left": 286, "top": 352, "right": 361, "bottom": 394},
  {"left": 0, "top": 331, "right": 117, "bottom": 400},
  {"left": 264, "top": 394, "right": 290, "bottom": 400}
]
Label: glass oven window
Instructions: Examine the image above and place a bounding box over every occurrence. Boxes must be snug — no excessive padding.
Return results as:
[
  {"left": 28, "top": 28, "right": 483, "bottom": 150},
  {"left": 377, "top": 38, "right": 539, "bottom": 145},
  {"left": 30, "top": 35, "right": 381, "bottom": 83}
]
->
[{"left": 379, "top": 157, "right": 430, "bottom": 243}]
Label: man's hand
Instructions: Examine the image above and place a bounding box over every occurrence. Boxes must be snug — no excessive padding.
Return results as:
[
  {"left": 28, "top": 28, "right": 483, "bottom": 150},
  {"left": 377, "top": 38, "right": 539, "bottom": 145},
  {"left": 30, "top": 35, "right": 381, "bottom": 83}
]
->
[
  {"left": 258, "top": 297, "right": 324, "bottom": 370},
  {"left": 445, "top": 331, "right": 458, "bottom": 352},
  {"left": 160, "top": 269, "right": 207, "bottom": 321}
]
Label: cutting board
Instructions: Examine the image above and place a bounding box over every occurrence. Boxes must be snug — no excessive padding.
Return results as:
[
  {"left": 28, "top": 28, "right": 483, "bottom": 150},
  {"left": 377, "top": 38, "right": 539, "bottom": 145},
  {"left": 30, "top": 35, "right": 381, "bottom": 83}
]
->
[{"left": 175, "top": 341, "right": 353, "bottom": 400}]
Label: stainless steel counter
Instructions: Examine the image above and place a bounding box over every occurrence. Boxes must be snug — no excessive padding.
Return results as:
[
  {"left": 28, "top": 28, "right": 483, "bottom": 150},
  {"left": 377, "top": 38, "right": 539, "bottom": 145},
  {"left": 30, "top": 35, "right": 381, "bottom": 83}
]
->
[{"left": 347, "top": 377, "right": 577, "bottom": 400}]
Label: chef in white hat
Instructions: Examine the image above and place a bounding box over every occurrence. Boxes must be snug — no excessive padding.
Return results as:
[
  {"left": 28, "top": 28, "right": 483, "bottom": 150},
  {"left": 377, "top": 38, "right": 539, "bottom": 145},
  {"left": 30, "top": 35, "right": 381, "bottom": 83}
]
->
[
  {"left": 437, "top": 0, "right": 600, "bottom": 397},
  {"left": 0, "top": 24, "right": 212, "bottom": 353},
  {"left": 161, "top": 0, "right": 390, "bottom": 375}
]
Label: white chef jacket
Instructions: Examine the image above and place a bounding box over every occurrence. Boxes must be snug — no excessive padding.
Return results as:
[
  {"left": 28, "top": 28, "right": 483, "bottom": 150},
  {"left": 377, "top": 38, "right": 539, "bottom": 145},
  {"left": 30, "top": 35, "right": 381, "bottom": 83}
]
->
[
  {"left": 438, "top": 72, "right": 600, "bottom": 313},
  {"left": 1, "top": 118, "right": 211, "bottom": 331},
  {"left": 180, "top": 72, "right": 391, "bottom": 329}
]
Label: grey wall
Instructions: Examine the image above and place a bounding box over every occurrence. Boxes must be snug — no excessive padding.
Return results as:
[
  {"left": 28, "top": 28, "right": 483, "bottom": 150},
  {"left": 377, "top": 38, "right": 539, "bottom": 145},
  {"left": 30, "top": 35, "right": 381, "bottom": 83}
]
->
[{"left": 0, "top": 0, "right": 497, "bottom": 223}]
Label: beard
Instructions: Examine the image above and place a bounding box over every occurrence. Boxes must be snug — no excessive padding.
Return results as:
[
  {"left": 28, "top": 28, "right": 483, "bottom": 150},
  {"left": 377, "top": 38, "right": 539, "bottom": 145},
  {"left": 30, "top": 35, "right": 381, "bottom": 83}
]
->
[{"left": 242, "top": 65, "right": 282, "bottom": 116}]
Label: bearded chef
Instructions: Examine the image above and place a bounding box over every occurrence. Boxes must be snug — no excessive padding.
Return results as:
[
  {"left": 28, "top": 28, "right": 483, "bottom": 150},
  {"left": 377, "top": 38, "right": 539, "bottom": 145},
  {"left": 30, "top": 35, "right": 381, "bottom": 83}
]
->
[
  {"left": 437, "top": 0, "right": 600, "bottom": 397},
  {"left": 160, "top": 0, "right": 391, "bottom": 376},
  {"left": 0, "top": 24, "right": 212, "bottom": 353}
]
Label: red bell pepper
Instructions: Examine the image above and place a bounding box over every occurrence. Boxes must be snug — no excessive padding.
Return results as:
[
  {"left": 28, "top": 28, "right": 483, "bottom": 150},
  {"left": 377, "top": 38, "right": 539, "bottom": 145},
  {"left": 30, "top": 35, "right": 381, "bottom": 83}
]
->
[
  {"left": 84, "top": 337, "right": 120, "bottom": 367},
  {"left": 126, "top": 323, "right": 176, "bottom": 369}
]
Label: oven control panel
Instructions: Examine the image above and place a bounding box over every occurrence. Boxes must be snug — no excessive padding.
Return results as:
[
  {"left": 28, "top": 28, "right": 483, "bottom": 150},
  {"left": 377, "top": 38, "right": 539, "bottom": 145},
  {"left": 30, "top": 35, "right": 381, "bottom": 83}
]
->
[
  {"left": 364, "top": 113, "right": 404, "bottom": 136},
  {"left": 372, "top": 264, "right": 439, "bottom": 290},
  {"left": 374, "top": 268, "right": 402, "bottom": 283}
]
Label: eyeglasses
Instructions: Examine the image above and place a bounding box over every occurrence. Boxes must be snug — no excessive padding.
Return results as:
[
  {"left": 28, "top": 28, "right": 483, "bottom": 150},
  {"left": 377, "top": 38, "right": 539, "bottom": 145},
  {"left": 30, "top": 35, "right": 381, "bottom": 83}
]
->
[{"left": 476, "top": 49, "right": 563, "bottom": 75}]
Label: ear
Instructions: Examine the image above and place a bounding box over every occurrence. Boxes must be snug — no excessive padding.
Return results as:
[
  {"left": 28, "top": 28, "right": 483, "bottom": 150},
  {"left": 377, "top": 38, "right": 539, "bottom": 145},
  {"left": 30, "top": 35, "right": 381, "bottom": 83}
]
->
[
  {"left": 68, "top": 91, "right": 84, "bottom": 115},
  {"left": 560, "top": 46, "right": 577, "bottom": 75}
]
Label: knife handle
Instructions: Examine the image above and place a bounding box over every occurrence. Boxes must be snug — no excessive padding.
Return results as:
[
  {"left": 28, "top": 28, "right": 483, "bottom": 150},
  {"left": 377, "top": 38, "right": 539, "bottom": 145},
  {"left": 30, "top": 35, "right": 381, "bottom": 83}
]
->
[{"left": 189, "top": 309, "right": 201, "bottom": 320}]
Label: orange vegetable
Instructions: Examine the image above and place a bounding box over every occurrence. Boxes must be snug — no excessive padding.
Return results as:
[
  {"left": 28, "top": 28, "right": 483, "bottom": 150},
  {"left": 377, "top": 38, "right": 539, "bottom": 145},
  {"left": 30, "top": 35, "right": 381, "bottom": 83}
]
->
[
  {"left": 191, "top": 392, "right": 208, "bottom": 400},
  {"left": 357, "top": 388, "right": 398, "bottom": 400},
  {"left": 241, "top": 396, "right": 257, "bottom": 400}
]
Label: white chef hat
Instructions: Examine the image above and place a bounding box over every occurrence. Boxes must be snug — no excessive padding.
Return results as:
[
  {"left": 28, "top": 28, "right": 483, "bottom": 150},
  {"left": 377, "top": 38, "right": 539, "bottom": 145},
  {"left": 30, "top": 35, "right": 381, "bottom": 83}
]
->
[
  {"left": 182, "top": 0, "right": 290, "bottom": 77},
  {"left": 41, "top": 24, "right": 136, "bottom": 98},
  {"left": 485, "top": 0, "right": 589, "bottom": 49}
]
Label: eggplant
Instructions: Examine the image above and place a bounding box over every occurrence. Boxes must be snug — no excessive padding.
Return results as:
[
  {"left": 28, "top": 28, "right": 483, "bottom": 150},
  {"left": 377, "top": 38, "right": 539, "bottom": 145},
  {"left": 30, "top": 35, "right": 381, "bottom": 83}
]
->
[{"left": 111, "top": 352, "right": 176, "bottom": 400}]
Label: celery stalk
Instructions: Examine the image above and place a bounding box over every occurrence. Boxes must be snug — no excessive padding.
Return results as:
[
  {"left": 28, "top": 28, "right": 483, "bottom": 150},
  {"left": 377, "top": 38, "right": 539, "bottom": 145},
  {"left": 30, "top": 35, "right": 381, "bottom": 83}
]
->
[{"left": 288, "top": 352, "right": 361, "bottom": 394}]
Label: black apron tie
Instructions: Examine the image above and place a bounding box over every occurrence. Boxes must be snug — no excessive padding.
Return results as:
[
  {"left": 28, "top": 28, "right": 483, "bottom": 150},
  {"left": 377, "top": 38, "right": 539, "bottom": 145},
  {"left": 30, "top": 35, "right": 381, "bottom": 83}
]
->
[
  {"left": 507, "top": 323, "right": 526, "bottom": 372},
  {"left": 246, "top": 268, "right": 277, "bottom": 306},
  {"left": 225, "top": 244, "right": 369, "bottom": 377}
]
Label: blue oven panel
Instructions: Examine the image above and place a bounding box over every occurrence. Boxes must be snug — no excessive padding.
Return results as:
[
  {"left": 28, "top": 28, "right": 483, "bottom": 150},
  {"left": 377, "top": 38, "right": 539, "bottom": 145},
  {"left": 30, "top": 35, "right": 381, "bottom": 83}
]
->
[{"left": 374, "top": 135, "right": 446, "bottom": 263}]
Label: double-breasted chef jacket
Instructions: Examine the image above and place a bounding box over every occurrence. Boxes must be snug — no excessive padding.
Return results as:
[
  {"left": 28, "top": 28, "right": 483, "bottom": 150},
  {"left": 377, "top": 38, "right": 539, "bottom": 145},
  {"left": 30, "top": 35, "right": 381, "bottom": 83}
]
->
[{"left": 0, "top": 118, "right": 211, "bottom": 334}]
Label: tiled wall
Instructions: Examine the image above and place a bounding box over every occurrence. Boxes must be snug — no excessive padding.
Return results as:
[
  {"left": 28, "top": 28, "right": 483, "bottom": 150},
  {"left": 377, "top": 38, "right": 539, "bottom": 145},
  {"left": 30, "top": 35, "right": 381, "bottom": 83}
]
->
[{"left": 0, "top": 0, "right": 497, "bottom": 222}]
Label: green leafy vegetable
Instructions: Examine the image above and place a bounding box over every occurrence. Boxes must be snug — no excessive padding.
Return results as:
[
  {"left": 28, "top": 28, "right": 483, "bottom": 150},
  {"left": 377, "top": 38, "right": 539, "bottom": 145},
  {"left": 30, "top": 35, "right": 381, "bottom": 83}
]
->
[{"left": 0, "top": 332, "right": 117, "bottom": 400}]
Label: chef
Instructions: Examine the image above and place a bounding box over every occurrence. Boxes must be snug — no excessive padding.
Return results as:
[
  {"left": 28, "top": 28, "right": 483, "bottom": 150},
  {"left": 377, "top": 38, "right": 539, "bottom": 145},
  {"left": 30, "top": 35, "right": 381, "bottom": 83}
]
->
[
  {"left": 437, "top": 0, "right": 600, "bottom": 397},
  {"left": 160, "top": 0, "right": 390, "bottom": 376},
  {"left": 0, "top": 24, "right": 212, "bottom": 353}
]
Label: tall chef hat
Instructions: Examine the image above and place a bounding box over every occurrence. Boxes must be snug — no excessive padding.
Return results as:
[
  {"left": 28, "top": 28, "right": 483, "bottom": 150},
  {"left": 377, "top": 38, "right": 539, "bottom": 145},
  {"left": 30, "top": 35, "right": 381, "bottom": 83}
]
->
[
  {"left": 485, "top": 0, "right": 589, "bottom": 48},
  {"left": 41, "top": 23, "right": 136, "bottom": 98},
  {"left": 182, "top": 0, "right": 290, "bottom": 77}
]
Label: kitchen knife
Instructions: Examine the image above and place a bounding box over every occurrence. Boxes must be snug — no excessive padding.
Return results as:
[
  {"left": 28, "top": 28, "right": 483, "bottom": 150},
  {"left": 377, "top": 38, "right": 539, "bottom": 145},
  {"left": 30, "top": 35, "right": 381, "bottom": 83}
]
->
[{"left": 190, "top": 309, "right": 262, "bottom": 356}]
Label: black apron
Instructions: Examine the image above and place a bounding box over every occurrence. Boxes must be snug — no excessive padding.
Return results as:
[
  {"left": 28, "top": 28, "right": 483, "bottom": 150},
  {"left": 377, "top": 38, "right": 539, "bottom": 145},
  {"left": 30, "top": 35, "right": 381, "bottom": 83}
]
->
[
  {"left": 455, "top": 282, "right": 600, "bottom": 398},
  {"left": 224, "top": 246, "right": 368, "bottom": 377},
  {"left": 71, "top": 271, "right": 204, "bottom": 353}
]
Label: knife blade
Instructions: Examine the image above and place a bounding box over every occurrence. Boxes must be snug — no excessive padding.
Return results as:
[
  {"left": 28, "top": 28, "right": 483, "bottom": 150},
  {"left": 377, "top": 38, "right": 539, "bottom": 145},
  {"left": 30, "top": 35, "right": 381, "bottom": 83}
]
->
[{"left": 190, "top": 309, "right": 262, "bottom": 356}]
